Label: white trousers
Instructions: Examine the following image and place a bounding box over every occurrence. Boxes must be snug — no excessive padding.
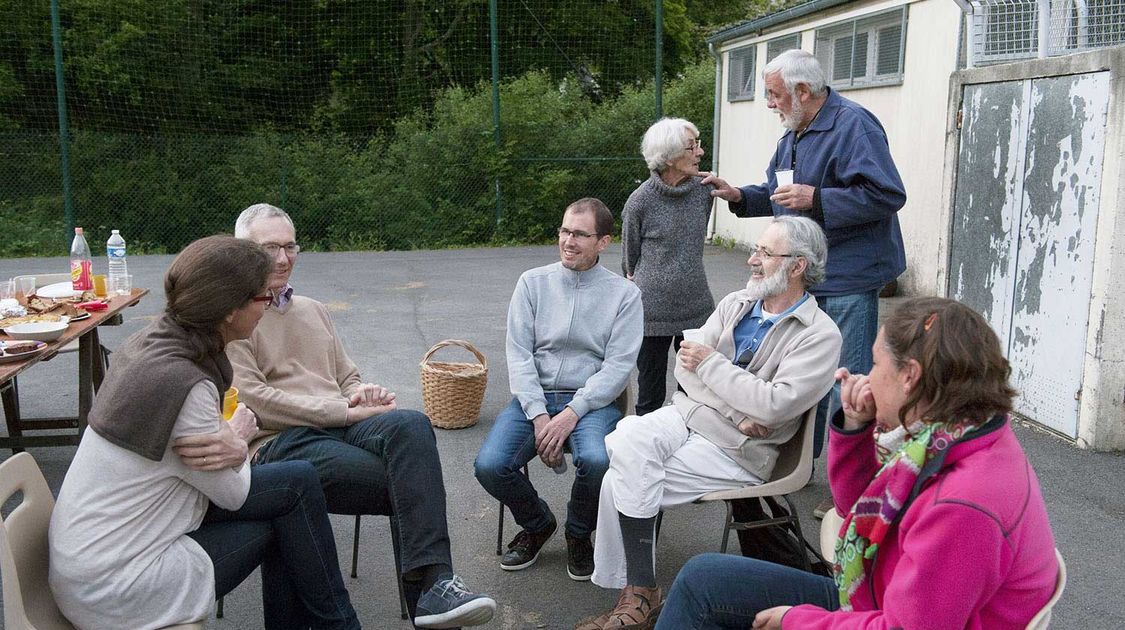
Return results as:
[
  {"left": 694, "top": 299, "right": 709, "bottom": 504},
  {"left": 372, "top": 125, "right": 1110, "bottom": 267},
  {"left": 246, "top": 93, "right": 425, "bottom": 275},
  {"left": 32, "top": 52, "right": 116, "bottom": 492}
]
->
[{"left": 590, "top": 405, "right": 762, "bottom": 589}]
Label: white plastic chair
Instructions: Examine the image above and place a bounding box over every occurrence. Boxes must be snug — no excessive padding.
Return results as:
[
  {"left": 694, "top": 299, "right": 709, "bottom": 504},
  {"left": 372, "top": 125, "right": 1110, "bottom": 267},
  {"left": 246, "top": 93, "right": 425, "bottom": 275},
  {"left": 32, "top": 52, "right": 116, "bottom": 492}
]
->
[
  {"left": 697, "top": 406, "right": 818, "bottom": 569},
  {"left": 1025, "top": 549, "right": 1067, "bottom": 630},
  {"left": 0, "top": 452, "right": 204, "bottom": 629}
]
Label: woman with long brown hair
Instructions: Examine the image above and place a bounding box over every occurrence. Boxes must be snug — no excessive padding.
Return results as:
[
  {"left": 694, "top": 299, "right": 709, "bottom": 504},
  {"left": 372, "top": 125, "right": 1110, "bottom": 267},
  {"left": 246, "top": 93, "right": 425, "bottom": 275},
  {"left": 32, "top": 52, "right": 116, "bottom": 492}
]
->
[
  {"left": 654, "top": 297, "right": 1059, "bottom": 629},
  {"left": 49, "top": 235, "right": 361, "bottom": 629}
]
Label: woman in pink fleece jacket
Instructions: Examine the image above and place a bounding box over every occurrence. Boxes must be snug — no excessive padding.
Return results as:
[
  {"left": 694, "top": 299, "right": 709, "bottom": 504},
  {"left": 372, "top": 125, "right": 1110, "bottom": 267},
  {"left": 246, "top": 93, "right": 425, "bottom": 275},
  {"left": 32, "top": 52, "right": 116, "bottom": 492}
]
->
[{"left": 655, "top": 297, "right": 1059, "bottom": 630}]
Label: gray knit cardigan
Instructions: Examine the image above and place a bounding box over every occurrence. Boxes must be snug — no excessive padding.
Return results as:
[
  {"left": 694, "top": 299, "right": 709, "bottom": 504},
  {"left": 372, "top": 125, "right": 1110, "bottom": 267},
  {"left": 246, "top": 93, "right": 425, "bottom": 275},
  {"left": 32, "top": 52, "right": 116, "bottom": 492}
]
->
[{"left": 621, "top": 171, "right": 715, "bottom": 336}]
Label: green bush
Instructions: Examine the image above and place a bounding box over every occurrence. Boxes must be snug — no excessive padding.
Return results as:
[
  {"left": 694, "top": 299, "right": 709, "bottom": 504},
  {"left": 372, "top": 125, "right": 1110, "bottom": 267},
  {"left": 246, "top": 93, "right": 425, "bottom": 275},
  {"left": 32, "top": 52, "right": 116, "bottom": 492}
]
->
[{"left": 0, "top": 60, "right": 717, "bottom": 257}]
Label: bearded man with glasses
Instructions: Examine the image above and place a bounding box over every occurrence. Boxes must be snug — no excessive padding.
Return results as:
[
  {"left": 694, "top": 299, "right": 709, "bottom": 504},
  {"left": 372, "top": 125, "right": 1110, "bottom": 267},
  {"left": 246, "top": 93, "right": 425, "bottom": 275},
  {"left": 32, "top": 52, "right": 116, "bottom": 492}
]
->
[
  {"left": 475, "top": 197, "right": 643, "bottom": 584},
  {"left": 576, "top": 216, "right": 840, "bottom": 630}
]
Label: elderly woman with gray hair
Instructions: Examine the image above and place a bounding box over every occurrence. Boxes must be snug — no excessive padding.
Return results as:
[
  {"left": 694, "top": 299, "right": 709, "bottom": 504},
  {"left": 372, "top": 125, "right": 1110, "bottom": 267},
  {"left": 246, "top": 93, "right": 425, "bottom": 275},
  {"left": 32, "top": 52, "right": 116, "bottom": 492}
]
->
[{"left": 622, "top": 117, "right": 716, "bottom": 416}]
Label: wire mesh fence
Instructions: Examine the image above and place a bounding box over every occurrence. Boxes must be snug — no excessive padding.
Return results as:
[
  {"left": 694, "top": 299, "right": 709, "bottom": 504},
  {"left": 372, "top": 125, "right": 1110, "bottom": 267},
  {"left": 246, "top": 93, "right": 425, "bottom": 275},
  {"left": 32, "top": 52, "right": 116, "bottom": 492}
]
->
[{"left": 0, "top": 0, "right": 722, "bottom": 258}]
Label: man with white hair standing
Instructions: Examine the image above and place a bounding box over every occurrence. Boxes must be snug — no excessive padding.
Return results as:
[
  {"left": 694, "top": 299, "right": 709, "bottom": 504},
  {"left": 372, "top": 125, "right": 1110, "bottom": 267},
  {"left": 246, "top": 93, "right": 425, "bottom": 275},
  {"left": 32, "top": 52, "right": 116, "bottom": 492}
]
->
[
  {"left": 227, "top": 203, "right": 496, "bottom": 629},
  {"left": 577, "top": 216, "right": 841, "bottom": 630},
  {"left": 704, "top": 50, "right": 906, "bottom": 502}
]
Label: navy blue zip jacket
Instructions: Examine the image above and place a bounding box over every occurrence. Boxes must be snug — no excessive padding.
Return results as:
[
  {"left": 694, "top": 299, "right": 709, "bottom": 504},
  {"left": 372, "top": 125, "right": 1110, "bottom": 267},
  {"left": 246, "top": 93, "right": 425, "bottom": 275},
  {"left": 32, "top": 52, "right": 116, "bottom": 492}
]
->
[{"left": 730, "top": 87, "right": 907, "bottom": 296}]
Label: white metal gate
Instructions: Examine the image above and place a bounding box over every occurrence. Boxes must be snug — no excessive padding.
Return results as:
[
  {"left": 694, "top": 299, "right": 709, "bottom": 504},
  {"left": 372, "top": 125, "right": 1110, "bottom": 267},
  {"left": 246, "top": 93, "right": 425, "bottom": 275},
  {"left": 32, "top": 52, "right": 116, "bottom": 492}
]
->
[{"left": 949, "top": 71, "right": 1109, "bottom": 438}]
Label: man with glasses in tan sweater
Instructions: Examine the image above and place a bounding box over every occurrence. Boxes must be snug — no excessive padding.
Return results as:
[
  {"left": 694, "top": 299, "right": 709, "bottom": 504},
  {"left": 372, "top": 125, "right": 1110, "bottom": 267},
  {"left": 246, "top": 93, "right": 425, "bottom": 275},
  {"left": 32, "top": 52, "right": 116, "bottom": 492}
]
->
[{"left": 227, "top": 203, "right": 495, "bottom": 629}]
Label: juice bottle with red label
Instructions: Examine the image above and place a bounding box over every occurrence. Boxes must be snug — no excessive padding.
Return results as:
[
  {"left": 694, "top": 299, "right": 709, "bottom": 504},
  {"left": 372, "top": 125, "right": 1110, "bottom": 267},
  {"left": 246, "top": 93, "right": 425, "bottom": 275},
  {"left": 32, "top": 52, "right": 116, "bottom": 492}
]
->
[{"left": 70, "top": 227, "right": 93, "bottom": 291}]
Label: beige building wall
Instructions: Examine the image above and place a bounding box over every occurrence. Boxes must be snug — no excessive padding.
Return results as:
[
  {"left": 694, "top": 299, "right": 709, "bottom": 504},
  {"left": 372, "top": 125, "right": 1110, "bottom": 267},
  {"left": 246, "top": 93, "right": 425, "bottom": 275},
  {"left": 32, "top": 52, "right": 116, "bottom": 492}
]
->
[{"left": 711, "top": 0, "right": 964, "bottom": 296}]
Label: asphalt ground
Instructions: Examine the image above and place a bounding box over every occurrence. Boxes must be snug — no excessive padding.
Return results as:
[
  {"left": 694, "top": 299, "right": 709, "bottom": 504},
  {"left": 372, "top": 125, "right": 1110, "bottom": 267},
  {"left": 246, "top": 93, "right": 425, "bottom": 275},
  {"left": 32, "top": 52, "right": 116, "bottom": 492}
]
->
[{"left": 2, "top": 245, "right": 1122, "bottom": 629}]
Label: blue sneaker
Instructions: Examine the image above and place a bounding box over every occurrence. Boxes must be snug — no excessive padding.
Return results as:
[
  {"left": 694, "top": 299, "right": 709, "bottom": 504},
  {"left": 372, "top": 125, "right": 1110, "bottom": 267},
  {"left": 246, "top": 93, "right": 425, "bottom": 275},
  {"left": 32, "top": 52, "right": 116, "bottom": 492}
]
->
[{"left": 414, "top": 574, "right": 497, "bottom": 628}]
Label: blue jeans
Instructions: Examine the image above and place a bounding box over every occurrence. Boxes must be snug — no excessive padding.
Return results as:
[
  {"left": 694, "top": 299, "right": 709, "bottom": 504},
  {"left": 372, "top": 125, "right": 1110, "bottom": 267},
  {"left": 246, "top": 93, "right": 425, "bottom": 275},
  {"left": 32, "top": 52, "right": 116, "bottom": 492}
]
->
[
  {"left": 187, "top": 461, "right": 360, "bottom": 630},
  {"left": 813, "top": 290, "right": 879, "bottom": 458},
  {"left": 474, "top": 393, "right": 622, "bottom": 538},
  {"left": 253, "top": 409, "right": 453, "bottom": 583},
  {"left": 654, "top": 553, "right": 838, "bottom": 629}
]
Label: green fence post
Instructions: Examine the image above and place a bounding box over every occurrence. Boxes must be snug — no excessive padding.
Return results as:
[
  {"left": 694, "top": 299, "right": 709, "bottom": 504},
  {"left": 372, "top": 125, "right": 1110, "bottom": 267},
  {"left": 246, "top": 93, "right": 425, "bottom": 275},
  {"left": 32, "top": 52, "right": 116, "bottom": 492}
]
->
[
  {"left": 50, "top": 0, "right": 75, "bottom": 239},
  {"left": 655, "top": 0, "right": 663, "bottom": 120},
  {"left": 490, "top": 0, "right": 503, "bottom": 229}
]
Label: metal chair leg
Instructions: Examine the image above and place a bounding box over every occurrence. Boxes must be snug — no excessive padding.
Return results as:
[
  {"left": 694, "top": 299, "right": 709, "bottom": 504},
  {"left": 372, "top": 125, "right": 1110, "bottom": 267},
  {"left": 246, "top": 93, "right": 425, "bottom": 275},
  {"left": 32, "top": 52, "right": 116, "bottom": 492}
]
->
[
  {"left": 351, "top": 515, "right": 361, "bottom": 578},
  {"left": 389, "top": 515, "right": 408, "bottom": 620},
  {"left": 780, "top": 494, "right": 812, "bottom": 572},
  {"left": 496, "top": 495, "right": 505, "bottom": 555},
  {"left": 720, "top": 499, "right": 735, "bottom": 553},
  {"left": 216, "top": 596, "right": 224, "bottom": 619}
]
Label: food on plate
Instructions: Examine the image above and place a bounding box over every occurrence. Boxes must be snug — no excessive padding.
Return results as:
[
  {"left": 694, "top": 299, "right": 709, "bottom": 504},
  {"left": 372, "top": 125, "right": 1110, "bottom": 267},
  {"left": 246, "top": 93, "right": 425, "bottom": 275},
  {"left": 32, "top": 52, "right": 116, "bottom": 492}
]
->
[
  {"left": 0, "top": 313, "right": 63, "bottom": 328},
  {"left": 2, "top": 341, "right": 41, "bottom": 355}
]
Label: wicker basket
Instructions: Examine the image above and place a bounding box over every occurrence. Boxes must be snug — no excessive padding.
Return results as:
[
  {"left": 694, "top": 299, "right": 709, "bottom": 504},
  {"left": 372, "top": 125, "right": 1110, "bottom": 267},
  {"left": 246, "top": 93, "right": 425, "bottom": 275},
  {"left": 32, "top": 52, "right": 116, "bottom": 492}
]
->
[{"left": 420, "top": 339, "right": 488, "bottom": 429}]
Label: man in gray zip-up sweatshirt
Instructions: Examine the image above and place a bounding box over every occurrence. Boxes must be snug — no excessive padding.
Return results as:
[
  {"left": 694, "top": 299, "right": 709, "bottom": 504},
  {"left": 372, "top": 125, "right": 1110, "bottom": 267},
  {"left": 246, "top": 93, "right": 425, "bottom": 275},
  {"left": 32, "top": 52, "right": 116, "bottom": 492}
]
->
[
  {"left": 580, "top": 216, "right": 841, "bottom": 630},
  {"left": 475, "top": 198, "right": 643, "bottom": 583}
]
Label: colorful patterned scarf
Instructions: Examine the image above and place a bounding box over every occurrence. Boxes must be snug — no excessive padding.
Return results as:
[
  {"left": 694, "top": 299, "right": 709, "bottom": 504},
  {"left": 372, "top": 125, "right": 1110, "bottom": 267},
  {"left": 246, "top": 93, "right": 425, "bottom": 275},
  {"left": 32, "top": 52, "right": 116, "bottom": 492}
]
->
[{"left": 832, "top": 420, "right": 978, "bottom": 610}]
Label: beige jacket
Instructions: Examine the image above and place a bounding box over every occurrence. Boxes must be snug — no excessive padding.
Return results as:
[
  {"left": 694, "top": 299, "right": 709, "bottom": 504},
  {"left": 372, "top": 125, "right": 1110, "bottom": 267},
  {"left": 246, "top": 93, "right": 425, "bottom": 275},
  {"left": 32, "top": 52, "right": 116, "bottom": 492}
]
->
[{"left": 673, "top": 291, "right": 841, "bottom": 480}]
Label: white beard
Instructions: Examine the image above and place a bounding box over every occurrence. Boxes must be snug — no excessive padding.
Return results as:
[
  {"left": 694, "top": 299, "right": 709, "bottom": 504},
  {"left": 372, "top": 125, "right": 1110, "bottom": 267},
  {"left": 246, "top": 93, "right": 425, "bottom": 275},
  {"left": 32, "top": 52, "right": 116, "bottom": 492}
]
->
[
  {"left": 744, "top": 261, "right": 792, "bottom": 301},
  {"left": 780, "top": 98, "right": 807, "bottom": 131}
]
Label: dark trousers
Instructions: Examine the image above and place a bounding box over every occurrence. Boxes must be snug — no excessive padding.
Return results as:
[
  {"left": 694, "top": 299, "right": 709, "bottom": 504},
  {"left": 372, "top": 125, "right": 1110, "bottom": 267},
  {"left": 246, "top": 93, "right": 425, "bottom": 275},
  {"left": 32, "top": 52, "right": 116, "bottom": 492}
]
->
[
  {"left": 187, "top": 461, "right": 360, "bottom": 630},
  {"left": 253, "top": 409, "right": 453, "bottom": 616},
  {"left": 635, "top": 334, "right": 684, "bottom": 416}
]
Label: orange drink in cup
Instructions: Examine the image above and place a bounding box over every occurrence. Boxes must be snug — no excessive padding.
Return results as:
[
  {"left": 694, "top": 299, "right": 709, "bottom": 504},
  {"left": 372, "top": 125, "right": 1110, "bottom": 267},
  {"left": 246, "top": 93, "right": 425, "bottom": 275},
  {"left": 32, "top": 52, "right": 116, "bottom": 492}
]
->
[
  {"left": 92, "top": 274, "right": 108, "bottom": 298},
  {"left": 222, "top": 387, "right": 239, "bottom": 420}
]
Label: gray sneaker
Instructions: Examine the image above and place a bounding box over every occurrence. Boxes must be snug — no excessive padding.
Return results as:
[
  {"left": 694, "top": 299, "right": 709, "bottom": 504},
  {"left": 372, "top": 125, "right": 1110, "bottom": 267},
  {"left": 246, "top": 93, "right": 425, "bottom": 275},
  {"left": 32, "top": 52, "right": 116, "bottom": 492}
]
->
[{"left": 414, "top": 574, "right": 496, "bottom": 628}]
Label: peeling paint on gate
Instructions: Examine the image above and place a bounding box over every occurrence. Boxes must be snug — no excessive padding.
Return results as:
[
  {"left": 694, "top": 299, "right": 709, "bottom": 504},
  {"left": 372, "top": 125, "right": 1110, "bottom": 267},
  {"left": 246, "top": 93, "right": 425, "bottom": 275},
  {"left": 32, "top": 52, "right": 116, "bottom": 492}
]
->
[{"left": 950, "top": 72, "right": 1109, "bottom": 438}]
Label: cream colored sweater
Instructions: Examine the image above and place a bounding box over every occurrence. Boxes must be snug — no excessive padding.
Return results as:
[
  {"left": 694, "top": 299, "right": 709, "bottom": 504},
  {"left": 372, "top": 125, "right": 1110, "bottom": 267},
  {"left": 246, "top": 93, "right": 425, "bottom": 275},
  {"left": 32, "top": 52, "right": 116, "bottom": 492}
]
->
[{"left": 227, "top": 295, "right": 363, "bottom": 453}]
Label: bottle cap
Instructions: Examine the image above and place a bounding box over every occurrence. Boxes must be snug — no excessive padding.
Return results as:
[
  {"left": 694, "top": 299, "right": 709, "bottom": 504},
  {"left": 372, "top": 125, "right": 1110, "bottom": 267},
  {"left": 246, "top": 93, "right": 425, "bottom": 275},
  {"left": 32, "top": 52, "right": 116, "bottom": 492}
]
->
[
  {"left": 111, "top": 229, "right": 119, "bottom": 234},
  {"left": 75, "top": 227, "right": 84, "bottom": 235}
]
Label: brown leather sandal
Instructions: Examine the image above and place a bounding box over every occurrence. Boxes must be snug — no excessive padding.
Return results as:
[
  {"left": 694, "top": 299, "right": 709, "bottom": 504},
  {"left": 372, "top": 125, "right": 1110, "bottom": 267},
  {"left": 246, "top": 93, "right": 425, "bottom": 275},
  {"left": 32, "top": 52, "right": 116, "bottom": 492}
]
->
[
  {"left": 574, "top": 612, "right": 612, "bottom": 630},
  {"left": 603, "top": 585, "right": 663, "bottom": 629}
]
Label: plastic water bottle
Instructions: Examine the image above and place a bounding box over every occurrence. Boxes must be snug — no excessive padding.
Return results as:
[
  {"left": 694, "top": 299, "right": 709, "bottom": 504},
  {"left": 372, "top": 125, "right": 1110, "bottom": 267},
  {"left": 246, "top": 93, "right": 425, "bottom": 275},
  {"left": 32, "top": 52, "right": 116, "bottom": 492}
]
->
[
  {"left": 70, "top": 227, "right": 93, "bottom": 291},
  {"left": 106, "top": 230, "right": 128, "bottom": 293}
]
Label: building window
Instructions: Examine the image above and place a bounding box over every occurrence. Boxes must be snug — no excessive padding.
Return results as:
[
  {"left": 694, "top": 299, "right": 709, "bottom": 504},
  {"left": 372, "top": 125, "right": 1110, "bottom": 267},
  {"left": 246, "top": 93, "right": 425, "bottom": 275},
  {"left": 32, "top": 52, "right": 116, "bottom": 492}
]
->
[
  {"left": 814, "top": 8, "right": 908, "bottom": 89},
  {"left": 970, "top": 0, "right": 1125, "bottom": 65},
  {"left": 728, "top": 45, "right": 757, "bottom": 101},
  {"left": 766, "top": 33, "right": 803, "bottom": 62}
]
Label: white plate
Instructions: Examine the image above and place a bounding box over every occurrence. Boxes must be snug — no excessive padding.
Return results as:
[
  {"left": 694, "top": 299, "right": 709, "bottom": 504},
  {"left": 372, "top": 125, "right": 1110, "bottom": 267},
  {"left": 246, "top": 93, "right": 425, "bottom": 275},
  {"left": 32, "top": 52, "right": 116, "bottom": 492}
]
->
[
  {"left": 37, "top": 281, "right": 81, "bottom": 299},
  {"left": 0, "top": 341, "right": 47, "bottom": 363}
]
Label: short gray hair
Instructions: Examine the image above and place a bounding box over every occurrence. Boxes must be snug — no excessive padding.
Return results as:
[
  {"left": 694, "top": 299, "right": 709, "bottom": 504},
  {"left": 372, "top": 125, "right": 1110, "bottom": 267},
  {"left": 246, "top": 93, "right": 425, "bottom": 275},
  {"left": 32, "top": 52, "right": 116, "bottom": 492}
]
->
[
  {"left": 762, "top": 49, "right": 827, "bottom": 98},
  {"left": 235, "top": 203, "right": 295, "bottom": 239},
  {"left": 641, "top": 117, "right": 699, "bottom": 172},
  {"left": 772, "top": 215, "right": 827, "bottom": 288}
]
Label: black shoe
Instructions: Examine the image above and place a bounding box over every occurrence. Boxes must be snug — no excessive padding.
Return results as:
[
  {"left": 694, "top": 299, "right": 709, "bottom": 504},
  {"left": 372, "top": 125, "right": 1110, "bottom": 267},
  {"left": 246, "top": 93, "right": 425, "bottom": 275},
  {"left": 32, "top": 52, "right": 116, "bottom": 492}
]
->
[
  {"left": 500, "top": 516, "right": 557, "bottom": 571},
  {"left": 565, "top": 533, "right": 594, "bottom": 581}
]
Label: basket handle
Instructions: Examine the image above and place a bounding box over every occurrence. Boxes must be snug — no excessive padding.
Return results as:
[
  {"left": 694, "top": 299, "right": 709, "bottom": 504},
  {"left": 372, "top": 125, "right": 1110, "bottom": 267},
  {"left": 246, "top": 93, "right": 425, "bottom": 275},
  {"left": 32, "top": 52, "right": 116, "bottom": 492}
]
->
[{"left": 421, "top": 339, "right": 488, "bottom": 370}]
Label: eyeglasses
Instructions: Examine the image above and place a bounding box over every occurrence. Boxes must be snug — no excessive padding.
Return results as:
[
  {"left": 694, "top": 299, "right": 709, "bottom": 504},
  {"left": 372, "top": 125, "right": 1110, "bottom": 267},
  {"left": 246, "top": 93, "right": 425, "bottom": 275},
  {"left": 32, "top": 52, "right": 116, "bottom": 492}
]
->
[
  {"left": 558, "top": 227, "right": 601, "bottom": 240},
  {"left": 749, "top": 246, "right": 796, "bottom": 259},
  {"left": 251, "top": 290, "right": 276, "bottom": 303},
  {"left": 683, "top": 138, "right": 702, "bottom": 152},
  {"left": 262, "top": 242, "right": 301, "bottom": 257}
]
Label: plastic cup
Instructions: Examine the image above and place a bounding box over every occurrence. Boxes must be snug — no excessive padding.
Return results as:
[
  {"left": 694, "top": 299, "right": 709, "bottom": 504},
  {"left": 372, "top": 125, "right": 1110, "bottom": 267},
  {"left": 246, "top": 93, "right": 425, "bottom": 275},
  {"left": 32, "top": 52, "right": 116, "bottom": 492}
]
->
[
  {"left": 92, "top": 274, "right": 108, "bottom": 298},
  {"left": 222, "top": 387, "right": 239, "bottom": 421},
  {"left": 682, "top": 328, "right": 705, "bottom": 345},
  {"left": 775, "top": 169, "right": 794, "bottom": 188},
  {"left": 16, "top": 277, "right": 36, "bottom": 300},
  {"left": 0, "top": 279, "right": 13, "bottom": 301},
  {"left": 111, "top": 274, "right": 133, "bottom": 296}
]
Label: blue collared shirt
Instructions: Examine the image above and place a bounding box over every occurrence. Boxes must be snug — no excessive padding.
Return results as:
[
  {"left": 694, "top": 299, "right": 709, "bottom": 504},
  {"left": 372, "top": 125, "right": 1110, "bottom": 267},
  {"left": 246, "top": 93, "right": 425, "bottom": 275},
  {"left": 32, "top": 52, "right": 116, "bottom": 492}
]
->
[{"left": 731, "top": 292, "right": 811, "bottom": 366}]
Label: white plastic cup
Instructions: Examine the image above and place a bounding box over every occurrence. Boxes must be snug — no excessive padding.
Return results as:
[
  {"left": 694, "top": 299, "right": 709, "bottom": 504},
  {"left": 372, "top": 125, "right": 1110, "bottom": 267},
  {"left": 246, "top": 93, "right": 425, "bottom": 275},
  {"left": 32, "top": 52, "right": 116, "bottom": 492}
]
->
[
  {"left": 682, "top": 328, "right": 705, "bottom": 345},
  {"left": 775, "top": 169, "right": 794, "bottom": 188},
  {"left": 110, "top": 274, "right": 133, "bottom": 296}
]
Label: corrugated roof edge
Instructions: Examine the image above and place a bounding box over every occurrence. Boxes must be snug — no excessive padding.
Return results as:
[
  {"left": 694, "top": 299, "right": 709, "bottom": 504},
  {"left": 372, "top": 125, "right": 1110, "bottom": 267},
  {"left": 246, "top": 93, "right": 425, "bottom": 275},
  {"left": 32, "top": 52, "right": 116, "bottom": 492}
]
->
[{"left": 706, "top": 0, "right": 858, "bottom": 45}]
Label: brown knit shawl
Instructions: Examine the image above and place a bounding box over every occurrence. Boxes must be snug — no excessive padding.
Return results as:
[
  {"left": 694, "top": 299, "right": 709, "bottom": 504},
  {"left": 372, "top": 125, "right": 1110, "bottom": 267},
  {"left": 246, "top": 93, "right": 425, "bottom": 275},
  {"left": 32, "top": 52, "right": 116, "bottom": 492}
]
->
[{"left": 87, "top": 313, "right": 232, "bottom": 461}]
